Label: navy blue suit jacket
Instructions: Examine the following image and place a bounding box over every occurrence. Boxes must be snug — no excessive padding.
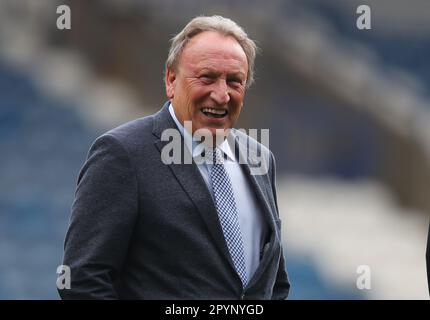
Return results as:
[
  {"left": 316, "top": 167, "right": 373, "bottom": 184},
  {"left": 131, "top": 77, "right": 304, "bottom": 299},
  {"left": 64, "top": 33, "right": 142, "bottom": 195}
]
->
[{"left": 59, "top": 103, "right": 290, "bottom": 299}]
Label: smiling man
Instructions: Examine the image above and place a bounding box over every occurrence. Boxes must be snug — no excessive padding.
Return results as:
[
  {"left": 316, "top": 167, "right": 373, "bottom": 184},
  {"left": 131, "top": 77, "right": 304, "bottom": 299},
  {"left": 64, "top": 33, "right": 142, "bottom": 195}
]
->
[{"left": 59, "top": 15, "right": 290, "bottom": 300}]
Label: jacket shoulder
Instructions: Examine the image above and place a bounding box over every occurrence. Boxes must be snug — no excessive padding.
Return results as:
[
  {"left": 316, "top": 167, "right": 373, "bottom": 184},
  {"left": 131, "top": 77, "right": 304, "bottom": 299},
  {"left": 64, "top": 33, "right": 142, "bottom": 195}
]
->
[{"left": 105, "top": 115, "right": 154, "bottom": 144}]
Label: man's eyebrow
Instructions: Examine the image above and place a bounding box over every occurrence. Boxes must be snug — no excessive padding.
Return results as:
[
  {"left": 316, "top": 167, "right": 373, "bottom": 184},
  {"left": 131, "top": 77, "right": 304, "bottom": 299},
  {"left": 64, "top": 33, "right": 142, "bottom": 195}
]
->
[
  {"left": 198, "top": 68, "right": 245, "bottom": 78},
  {"left": 197, "top": 68, "right": 219, "bottom": 75},
  {"left": 228, "top": 72, "right": 246, "bottom": 78}
]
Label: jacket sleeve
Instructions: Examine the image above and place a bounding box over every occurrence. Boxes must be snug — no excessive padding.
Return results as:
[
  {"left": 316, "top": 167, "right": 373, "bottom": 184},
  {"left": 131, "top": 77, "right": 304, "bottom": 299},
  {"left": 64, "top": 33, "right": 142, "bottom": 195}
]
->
[
  {"left": 269, "top": 153, "right": 291, "bottom": 300},
  {"left": 58, "top": 134, "right": 138, "bottom": 299}
]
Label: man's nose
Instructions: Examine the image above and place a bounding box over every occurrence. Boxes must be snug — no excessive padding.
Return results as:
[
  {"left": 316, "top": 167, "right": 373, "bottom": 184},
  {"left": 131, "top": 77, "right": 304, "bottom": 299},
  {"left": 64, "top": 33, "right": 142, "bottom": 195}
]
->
[{"left": 210, "top": 79, "right": 230, "bottom": 105}]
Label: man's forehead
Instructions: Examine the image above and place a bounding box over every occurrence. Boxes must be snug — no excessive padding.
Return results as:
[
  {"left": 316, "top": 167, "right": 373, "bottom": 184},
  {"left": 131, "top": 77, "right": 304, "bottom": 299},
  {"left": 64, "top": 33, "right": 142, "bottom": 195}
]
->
[
  {"left": 183, "top": 31, "right": 246, "bottom": 60},
  {"left": 179, "top": 32, "right": 248, "bottom": 72}
]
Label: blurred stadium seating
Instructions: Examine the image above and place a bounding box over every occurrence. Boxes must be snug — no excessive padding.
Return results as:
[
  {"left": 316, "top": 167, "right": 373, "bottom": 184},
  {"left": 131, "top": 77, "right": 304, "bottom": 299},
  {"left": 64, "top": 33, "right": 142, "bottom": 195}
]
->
[{"left": 0, "top": 62, "right": 99, "bottom": 298}]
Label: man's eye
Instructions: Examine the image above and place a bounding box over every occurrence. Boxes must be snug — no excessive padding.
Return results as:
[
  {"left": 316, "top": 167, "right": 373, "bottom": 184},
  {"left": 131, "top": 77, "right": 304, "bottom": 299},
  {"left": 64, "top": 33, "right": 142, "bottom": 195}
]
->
[
  {"left": 199, "top": 76, "right": 214, "bottom": 83},
  {"left": 228, "top": 79, "right": 243, "bottom": 86}
]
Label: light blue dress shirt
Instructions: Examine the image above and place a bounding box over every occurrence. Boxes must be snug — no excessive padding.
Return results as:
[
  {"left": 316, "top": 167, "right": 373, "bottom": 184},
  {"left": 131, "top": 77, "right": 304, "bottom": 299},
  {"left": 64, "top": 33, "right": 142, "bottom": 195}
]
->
[{"left": 168, "top": 103, "right": 268, "bottom": 280}]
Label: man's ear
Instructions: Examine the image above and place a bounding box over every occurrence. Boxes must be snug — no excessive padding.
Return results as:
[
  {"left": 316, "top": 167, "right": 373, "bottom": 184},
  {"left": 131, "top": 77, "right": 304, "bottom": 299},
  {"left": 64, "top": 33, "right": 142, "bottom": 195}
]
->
[{"left": 165, "top": 68, "right": 176, "bottom": 99}]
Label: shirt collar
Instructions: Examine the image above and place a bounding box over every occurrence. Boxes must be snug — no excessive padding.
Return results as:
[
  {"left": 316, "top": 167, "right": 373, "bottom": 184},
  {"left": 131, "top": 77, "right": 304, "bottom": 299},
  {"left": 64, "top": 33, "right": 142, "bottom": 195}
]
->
[{"left": 168, "top": 102, "right": 235, "bottom": 162}]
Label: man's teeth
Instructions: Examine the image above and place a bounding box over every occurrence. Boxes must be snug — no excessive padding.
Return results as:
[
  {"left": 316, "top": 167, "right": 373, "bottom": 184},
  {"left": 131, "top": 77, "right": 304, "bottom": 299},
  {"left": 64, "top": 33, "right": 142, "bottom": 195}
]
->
[{"left": 202, "top": 108, "right": 227, "bottom": 116}]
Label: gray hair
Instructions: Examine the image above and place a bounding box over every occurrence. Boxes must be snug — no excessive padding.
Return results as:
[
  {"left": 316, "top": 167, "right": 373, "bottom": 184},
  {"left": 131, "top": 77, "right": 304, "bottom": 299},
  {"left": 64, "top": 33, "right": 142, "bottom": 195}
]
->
[{"left": 165, "top": 15, "right": 258, "bottom": 88}]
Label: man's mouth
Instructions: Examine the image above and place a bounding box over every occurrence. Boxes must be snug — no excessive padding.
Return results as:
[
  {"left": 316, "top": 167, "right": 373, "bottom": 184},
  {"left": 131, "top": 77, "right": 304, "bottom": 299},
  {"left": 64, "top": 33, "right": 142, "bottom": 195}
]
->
[{"left": 201, "top": 107, "right": 228, "bottom": 119}]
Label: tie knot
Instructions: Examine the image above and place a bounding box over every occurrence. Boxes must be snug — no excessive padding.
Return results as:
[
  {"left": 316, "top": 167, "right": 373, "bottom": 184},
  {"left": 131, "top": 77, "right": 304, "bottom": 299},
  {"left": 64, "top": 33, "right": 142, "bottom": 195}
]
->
[{"left": 206, "top": 148, "right": 224, "bottom": 165}]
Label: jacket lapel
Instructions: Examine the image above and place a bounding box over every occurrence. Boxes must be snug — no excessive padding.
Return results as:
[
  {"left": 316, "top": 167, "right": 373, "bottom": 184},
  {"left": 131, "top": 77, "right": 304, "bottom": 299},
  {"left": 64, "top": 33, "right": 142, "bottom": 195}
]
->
[
  {"left": 230, "top": 133, "right": 279, "bottom": 288},
  {"left": 230, "top": 132, "right": 277, "bottom": 235}
]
